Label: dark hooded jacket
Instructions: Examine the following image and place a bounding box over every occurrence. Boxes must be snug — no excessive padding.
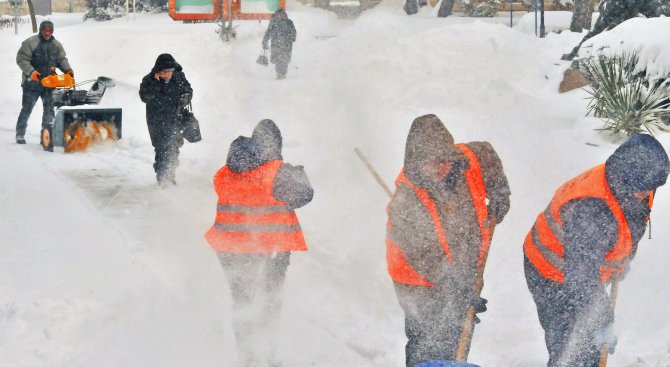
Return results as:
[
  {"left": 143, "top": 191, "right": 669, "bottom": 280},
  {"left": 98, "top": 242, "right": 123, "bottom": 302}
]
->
[
  {"left": 524, "top": 135, "right": 669, "bottom": 367},
  {"left": 548, "top": 135, "right": 669, "bottom": 327},
  {"left": 226, "top": 119, "right": 313, "bottom": 210},
  {"left": 139, "top": 54, "right": 193, "bottom": 134},
  {"left": 388, "top": 114, "right": 511, "bottom": 296},
  {"left": 262, "top": 9, "right": 296, "bottom": 64}
]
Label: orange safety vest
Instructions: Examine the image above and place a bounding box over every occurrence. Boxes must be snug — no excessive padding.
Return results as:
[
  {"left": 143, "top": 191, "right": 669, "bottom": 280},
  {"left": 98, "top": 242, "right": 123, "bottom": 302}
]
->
[
  {"left": 386, "top": 144, "right": 490, "bottom": 286},
  {"left": 205, "top": 160, "right": 307, "bottom": 253},
  {"left": 524, "top": 164, "right": 653, "bottom": 283}
]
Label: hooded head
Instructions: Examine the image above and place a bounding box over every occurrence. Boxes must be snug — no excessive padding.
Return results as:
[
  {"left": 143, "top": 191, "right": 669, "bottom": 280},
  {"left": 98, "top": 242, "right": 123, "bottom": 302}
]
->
[
  {"left": 151, "top": 53, "right": 182, "bottom": 74},
  {"left": 403, "top": 114, "right": 466, "bottom": 188},
  {"left": 226, "top": 119, "right": 283, "bottom": 173},
  {"left": 605, "top": 134, "right": 670, "bottom": 195},
  {"left": 273, "top": 8, "right": 287, "bottom": 19}
]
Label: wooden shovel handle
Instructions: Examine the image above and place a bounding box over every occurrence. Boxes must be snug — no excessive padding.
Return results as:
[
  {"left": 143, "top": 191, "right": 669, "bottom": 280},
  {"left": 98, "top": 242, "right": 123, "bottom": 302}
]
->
[
  {"left": 455, "top": 217, "right": 496, "bottom": 361},
  {"left": 598, "top": 278, "right": 620, "bottom": 367}
]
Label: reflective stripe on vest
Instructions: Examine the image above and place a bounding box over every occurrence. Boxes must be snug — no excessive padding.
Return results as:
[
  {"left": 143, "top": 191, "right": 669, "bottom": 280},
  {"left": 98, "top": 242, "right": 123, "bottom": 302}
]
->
[
  {"left": 205, "top": 160, "right": 307, "bottom": 253},
  {"left": 386, "top": 144, "right": 489, "bottom": 286},
  {"left": 523, "top": 164, "right": 651, "bottom": 283}
]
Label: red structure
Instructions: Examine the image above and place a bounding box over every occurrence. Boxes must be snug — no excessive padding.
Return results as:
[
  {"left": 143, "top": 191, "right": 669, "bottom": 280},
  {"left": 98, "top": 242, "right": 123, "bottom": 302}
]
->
[
  {"left": 223, "top": 0, "right": 285, "bottom": 20},
  {"left": 168, "top": 0, "right": 284, "bottom": 21},
  {"left": 168, "top": 0, "right": 222, "bottom": 21}
]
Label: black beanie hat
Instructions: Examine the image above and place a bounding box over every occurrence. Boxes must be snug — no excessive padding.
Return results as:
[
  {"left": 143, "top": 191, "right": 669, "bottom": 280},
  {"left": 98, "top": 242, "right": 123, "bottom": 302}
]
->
[
  {"left": 152, "top": 53, "right": 178, "bottom": 73},
  {"left": 39, "top": 20, "right": 54, "bottom": 31}
]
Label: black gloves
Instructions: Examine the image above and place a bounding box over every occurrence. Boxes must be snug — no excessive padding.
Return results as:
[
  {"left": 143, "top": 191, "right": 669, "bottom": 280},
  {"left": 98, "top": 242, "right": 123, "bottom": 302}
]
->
[
  {"left": 470, "top": 295, "right": 487, "bottom": 324},
  {"left": 595, "top": 324, "right": 617, "bottom": 354},
  {"left": 488, "top": 197, "right": 510, "bottom": 224},
  {"left": 472, "top": 296, "right": 488, "bottom": 313}
]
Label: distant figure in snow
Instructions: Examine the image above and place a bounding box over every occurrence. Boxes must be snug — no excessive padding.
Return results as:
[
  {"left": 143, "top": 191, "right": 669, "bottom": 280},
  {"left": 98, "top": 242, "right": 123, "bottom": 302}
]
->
[
  {"left": 15, "top": 20, "right": 73, "bottom": 144},
  {"left": 139, "top": 54, "right": 192, "bottom": 187},
  {"left": 262, "top": 8, "right": 296, "bottom": 79},
  {"left": 404, "top": 0, "right": 454, "bottom": 17},
  {"left": 386, "top": 114, "right": 511, "bottom": 366},
  {"left": 524, "top": 134, "right": 669, "bottom": 367},
  {"left": 205, "top": 119, "right": 313, "bottom": 367},
  {"left": 561, "top": 0, "right": 670, "bottom": 60}
]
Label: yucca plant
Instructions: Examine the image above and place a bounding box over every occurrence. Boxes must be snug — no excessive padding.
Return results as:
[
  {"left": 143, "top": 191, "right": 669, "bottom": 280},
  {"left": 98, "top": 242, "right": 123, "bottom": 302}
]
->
[{"left": 580, "top": 52, "right": 670, "bottom": 138}]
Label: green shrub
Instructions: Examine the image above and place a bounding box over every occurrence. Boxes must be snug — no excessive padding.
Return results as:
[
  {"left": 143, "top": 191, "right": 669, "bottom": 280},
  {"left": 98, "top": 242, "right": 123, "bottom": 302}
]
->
[
  {"left": 84, "top": 0, "right": 167, "bottom": 21},
  {"left": 580, "top": 52, "right": 670, "bottom": 138}
]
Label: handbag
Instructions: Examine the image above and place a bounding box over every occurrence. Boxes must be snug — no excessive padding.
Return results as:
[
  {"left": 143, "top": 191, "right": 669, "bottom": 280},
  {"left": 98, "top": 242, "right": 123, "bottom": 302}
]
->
[
  {"left": 256, "top": 49, "right": 268, "bottom": 66},
  {"left": 179, "top": 103, "right": 202, "bottom": 143}
]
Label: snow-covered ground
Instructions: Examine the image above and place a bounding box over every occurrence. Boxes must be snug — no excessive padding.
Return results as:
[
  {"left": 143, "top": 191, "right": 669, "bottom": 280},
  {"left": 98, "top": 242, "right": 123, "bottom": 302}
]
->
[{"left": 0, "top": 5, "right": 669, "bottom": 367}]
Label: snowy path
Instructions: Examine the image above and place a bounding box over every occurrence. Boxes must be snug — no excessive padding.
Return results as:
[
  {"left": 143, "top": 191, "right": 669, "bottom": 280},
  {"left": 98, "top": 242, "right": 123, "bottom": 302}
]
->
[{"left": 1, "top": 5, "right": 669, "bottom": 367}]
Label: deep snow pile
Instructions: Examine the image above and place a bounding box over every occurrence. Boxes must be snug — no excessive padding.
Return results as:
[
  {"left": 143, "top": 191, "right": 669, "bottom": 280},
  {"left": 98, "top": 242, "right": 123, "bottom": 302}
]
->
[
  {"left": 0, "top": 4, "right": 669, "bottom": 367},
  {"left": 577, "top": 16, "right": 670, "bottom": 82}
]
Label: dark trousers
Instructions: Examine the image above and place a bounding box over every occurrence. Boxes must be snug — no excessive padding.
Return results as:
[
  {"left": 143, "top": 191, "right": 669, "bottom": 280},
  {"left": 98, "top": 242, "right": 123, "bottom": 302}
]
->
[
  {"left": 394, "top": 283, "right": 467, "bottom": 367},
  {"left": 147, "top": 124, "right": 180, "bottom": 184},
  {"left": 218, "top": 252, "right": 290, "bottom": 367},
  {"left": 275, "top": 62, "right": 289, "bottom": 79},
  {"left": 15, "top": 86, "right": 54, "bottom": 138},
  {"left": 525, "top": 257, "right": 601, "bottom": 367},
  {"left": 272, "top": 51, "right": 291, "bottom": 79}
]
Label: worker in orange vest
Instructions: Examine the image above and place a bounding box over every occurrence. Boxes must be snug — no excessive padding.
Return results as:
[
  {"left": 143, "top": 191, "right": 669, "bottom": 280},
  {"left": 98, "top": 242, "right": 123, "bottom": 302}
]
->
[
  {"left": 524, "top": 134, "right": 669, "bottom": 367},
  {"left": 386, "top": 114, "right": 511, "bottom": 366},
  {"left": 205, "top": 119, "right": 313, "bottom": 367}
]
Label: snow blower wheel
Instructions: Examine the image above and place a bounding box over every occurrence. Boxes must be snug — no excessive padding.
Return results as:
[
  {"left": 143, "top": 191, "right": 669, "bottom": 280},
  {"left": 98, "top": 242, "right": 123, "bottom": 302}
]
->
[{"left": 41, "top": 126, "right": 54, "bottom": 152}]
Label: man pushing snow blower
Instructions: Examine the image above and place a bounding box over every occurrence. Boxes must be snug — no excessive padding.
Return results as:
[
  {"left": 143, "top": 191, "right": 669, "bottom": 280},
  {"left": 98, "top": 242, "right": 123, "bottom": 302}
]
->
[{"left": 14, "top": 20, "right": 73, "bottom": 145}]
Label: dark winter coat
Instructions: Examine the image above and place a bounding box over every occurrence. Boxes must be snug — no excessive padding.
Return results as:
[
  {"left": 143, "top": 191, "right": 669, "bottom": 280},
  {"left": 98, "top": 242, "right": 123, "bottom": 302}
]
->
[
  {"left": 16, "top": 34, "right": 71, "bottom": 89},
  {"left": 525, "top": 134, "right": 669, "bottom": 366},
  {"left": 389, "top": 114, "right": 511, "bottom": 294},
  {"left": 262, "top": 10, "right": 296, "bottom": 65},
  {"left": 139, "top": 54, "right": 193, "bottom": 144},
  {"left": 388, "top": 114, "right": 510, "bottom": 365},
  {"left": 226, "top": 119, "right": 313, "bottom": 210}
]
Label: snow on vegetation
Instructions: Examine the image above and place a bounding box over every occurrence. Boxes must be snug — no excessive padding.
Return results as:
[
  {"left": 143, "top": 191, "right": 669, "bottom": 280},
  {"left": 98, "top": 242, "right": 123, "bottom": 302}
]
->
[
  {"left": 578, "top": 16, "right": 670, "bottom": 82},
  {"left": 0, "top": 4, "right": 669, "bottom": 367}
]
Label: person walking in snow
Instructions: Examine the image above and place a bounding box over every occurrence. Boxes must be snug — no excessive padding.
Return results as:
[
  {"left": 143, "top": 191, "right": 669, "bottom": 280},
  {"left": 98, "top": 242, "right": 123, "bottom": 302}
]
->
[
  {"left": 139, "top": 54, "right": 192, "bottom": 187},
  {"left": 523, "top": 134, "right": 669, "bottom": 367},
  {"left": 386, "top": 114, "right": 511, "bottom": 366},
  {"left": 262, "top": 8, "right": 296, "bottom": 79},
  {"left": 205, "top": 119, "right": 313, "bottom": 367},
  {"left": 14, "top": 20, "right": 73, "bottom": 144}
]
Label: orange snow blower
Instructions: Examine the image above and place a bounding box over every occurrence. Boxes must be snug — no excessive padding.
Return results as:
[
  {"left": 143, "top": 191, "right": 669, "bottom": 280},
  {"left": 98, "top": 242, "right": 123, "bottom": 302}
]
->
[
  {"left": 39, "top": 75, "right": 122, "bottom": 153},
  {"left": 40, "top": 73, "right": 75, "bottom": 89}
]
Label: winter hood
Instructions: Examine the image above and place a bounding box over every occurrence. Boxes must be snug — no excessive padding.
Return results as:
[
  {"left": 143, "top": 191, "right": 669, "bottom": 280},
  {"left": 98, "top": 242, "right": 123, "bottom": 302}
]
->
[
  {"left": 605, "top": 134, "right": 670, "bottom": 194},
  {"left": 150, "top": 54, "right": 183, "bottom": 74},
  {"left": 226, "top": 119, "right": 283, "bottom": 173},
  {"left": 403, "top": 114, "right": 466, "bottom": 188}
]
